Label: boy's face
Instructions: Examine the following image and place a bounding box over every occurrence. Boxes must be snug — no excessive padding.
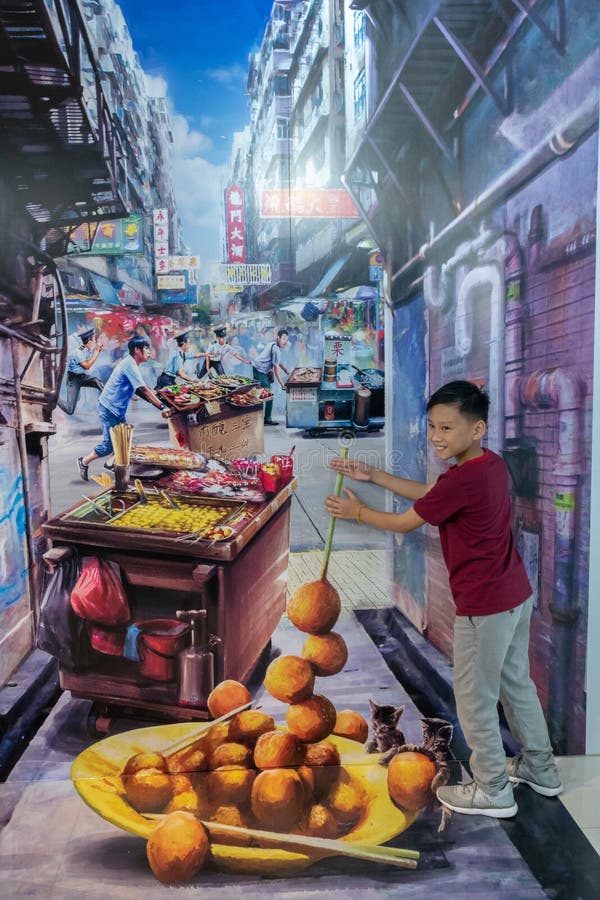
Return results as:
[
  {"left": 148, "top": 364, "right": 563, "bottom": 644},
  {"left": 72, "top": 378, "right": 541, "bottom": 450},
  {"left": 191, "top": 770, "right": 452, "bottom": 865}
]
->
[{"left": 427, "top": 403, "right": 486, "bottom": 465}]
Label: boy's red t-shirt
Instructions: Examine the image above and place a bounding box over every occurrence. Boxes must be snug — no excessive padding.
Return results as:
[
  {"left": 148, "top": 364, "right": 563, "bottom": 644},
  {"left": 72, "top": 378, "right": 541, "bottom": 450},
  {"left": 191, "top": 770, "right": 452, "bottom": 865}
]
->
[{"left": 413, "top": 449, "right": 531, "bottom": 617}]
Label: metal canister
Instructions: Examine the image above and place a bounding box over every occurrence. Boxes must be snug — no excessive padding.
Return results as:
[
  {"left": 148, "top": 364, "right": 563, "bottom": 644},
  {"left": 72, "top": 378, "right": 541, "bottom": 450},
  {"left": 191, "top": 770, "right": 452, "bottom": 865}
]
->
[
  {"left": 324, "top": 400, "right": 335, "bottom": 421},
  {"left": 352, "top": 387, "right": 372, "bottom": 426},
  {"left": 323, "top": 357, "right": 337, "bottom": 382}
]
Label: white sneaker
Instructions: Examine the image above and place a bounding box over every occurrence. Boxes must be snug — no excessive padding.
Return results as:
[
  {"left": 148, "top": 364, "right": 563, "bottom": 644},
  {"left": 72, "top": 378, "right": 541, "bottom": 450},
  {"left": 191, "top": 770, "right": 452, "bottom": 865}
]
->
[
  {"left": 506, "top": 755, "right": 563, "bottom": 797},
  {"left": 437, "top": 780, "right": 518, "bottom": 818}
]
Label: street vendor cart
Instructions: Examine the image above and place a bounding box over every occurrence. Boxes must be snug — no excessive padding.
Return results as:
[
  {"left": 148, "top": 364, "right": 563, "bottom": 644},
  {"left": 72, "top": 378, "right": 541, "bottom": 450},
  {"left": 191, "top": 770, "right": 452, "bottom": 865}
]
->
[
  {"left": 42, "top": 452, "right": 296, "bottom": 731},
  {"left": 285, "top": 364, "right": 385, "bottom": 436}
]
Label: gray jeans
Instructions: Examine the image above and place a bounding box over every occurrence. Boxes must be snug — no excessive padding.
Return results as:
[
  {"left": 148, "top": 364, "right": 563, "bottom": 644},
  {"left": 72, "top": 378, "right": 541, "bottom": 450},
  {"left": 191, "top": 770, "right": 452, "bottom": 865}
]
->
[{"left": 453, "top": 596, "right": 555, "bottom": 794}]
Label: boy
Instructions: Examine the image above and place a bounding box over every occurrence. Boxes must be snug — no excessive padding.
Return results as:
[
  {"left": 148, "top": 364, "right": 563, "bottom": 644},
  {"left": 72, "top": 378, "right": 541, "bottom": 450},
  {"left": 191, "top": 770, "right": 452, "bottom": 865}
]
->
[{"left": 326, "top": 380, "right": 562, "bottom": 818}]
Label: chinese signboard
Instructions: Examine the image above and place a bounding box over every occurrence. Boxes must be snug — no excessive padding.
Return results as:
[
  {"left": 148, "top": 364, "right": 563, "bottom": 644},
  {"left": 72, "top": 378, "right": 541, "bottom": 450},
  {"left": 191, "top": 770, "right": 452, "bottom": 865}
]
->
[
  {"left": 260, "top": 189, "right": 360, "bottom": 218},
  {"left": 224, "top": 183, "right": 247, "bottom": 263},
  {"left": 157, "top": 275, "right": 186, "bottom": 290},
  {"left": 221, "top": 263, "right": 272, "bottom": 286},
  {"left": 168, "top": 255, "right": 200, "bottom": 271},
  {"left": 324, "top": 333, "right": 352, "bottom": 368},
  {"left": 153, "top": 208, "right": 169, "bottom": 276},
  {"left": 66, "top": 215, "right": 143, "bottom": 255}
]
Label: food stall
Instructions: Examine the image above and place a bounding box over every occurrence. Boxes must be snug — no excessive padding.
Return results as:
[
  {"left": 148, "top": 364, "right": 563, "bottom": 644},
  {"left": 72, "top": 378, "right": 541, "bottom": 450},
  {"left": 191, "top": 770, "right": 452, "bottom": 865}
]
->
[
  {"left": 159, "top": 374, "right": 271, "bottom": 458},
  {"left": 285, "top": 335, "right": 385, "bottom": 435},
  {"left": 42, "top": 439, "right": 296, "bottom": 730}
]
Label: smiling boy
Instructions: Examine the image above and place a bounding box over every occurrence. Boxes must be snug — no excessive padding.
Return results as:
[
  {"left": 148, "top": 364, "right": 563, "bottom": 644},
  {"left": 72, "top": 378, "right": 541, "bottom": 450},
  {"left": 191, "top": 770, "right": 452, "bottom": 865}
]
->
[{"left": 326, "top": 380, "right": 562, "bottom": 818}]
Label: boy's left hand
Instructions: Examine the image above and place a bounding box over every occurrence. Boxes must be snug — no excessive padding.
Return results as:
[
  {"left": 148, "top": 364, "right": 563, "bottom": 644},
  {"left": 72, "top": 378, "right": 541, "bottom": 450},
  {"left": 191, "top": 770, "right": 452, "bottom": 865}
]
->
[{"left": 325, "top": 487, "right": 361, "bottom": 519}]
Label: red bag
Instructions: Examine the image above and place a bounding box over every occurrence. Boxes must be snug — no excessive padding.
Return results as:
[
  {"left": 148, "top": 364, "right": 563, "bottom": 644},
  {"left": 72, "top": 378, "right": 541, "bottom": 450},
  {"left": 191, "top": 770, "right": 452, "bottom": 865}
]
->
[{"left": 70, "top": 557, "right": 130, "bottom": 625}]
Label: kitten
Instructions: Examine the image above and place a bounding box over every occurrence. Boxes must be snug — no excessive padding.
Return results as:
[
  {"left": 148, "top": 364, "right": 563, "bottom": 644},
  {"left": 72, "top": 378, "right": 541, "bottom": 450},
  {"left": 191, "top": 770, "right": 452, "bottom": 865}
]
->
[
  {"left": 365, "top": 699, "right": 406, "bottom": 755},
  {"left": 400, "top": 717, "right": 462, "bottom": 833}
]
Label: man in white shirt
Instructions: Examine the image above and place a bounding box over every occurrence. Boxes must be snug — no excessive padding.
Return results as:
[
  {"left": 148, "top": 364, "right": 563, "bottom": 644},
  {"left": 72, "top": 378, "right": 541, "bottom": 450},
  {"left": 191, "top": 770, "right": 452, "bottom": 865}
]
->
[
  {"left": 252, "top": 328, "right": 289, "bottom": 425},
  {"left": 77, "top": 336, "right": 170, "bottom": 481},
  {"left": 58, "top": 328, "right": 104, "bottom": 415}
]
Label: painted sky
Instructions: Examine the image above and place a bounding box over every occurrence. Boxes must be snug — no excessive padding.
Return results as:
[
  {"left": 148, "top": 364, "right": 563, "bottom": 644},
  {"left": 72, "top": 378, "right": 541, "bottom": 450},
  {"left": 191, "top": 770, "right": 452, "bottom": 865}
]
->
[{"left": 117, "top": 0, "right": 275, "bottom": 272}]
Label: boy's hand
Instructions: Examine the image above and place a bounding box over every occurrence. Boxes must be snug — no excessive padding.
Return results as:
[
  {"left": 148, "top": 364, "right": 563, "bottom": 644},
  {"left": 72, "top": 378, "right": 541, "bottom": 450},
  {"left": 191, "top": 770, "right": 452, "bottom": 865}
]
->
[
  {"left": 328, "top": 456, "right": 373, "bottom": 482},
  {"left": 325, "top": 487, "right": 362, "bottom": 519}
]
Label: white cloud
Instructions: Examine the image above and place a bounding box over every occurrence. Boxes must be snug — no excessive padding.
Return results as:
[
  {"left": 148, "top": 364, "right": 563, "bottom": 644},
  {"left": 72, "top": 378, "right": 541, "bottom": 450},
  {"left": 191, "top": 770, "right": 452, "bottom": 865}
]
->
[
  {"left": 205, "top": 64, "right": 247, "bottom": 87},
  {"left": 145, "top": 75, "right": 227, "bottom": 269}
]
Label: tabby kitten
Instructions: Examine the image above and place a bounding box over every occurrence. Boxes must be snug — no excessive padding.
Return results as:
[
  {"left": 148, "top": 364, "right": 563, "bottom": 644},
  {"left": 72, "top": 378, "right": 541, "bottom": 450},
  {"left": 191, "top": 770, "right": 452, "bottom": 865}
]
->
[
  {"left": 401, "top": 717, "right": 462, "bottom": 833},
  {"left": 365, "top": 699, "right": 406, "bottom": 755}
]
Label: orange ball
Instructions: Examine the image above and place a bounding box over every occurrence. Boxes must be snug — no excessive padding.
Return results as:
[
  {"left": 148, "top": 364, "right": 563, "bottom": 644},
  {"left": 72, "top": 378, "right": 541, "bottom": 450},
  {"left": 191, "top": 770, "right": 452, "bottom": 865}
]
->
[
  {"left": 207, "top": 680, "right": 251, "bottom": 718},
  {"left": 387, "top": 751, "right": 437, "bottom": 812},
  {"left": 333, "top": 710, "right": 369, "bottom": 744},
  {"left": 286, "top": 694, "right": 337, "bottom": 743},
  {"left": 287, "top": 579, "right": 341, "bottom": 634},
  {"left": 302, "top": 632, "right": 348, "bottom": 676},
  {"left": 263, "top": 655, "right": 315, "bottom": 703},
  {"left": 146, "top": 811, "right": 210, "bottom": 884}
]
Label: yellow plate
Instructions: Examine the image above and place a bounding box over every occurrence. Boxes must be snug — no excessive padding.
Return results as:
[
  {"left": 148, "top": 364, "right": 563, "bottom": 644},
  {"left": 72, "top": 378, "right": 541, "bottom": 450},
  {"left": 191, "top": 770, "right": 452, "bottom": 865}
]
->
[{"left": 71, "top": 722, "right": 416, "bottom": 875}]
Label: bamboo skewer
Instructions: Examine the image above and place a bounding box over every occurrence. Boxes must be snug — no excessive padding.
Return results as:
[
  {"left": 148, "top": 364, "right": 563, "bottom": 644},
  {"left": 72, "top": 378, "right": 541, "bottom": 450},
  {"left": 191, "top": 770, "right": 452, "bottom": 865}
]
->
[
  {"left": 320, "top": 446, "right": 349, "bottom": 580},
  {"left": 160, "top": 701, "right": 257, "bottom": 756},
  {"left": 110, "top": 423, "right": 134, "bottom": 466},
  {"left": 142, "top": 815, "right": 419, "bottom": 868}
]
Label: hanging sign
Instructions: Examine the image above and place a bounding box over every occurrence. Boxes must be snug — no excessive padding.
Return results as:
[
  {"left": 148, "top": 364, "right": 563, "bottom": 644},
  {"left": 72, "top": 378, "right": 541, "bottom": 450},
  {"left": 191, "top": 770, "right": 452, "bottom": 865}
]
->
[{"left": 224, "top": 184, "right": 247, "bottom": 263}]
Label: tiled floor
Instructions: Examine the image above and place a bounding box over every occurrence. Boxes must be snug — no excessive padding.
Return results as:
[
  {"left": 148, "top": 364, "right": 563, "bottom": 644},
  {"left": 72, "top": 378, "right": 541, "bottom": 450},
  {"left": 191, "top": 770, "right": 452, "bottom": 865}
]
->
[{"left": 288, "top": 549, "right": 600, "bottom": 860}]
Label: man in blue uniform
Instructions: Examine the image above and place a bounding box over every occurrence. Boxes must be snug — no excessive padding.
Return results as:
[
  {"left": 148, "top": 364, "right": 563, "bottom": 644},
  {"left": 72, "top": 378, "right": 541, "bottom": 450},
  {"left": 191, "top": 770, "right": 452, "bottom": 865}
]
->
[
  {"left": 58, "top": 328, "right": 104, "bottom": 415},
  {"left": 195, "top": 325, "right": 250, "bottom": 379},
  {"left": 156, "top": 331, "right": 202, "bottom": 388}
]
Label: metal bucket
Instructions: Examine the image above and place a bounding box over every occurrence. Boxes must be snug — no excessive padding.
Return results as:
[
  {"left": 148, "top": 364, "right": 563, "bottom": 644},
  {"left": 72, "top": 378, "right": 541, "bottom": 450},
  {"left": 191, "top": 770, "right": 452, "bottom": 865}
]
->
[{"left": 136, "top": 618, "right": 191, "bottom": 682}]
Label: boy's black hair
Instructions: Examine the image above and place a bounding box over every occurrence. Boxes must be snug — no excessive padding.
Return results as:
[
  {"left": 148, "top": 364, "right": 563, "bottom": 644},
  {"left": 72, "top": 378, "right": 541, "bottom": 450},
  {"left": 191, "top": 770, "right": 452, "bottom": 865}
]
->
[
  {"left": 277, "top": 328, "right": 289, "bottom": 339},
  {"left": 128, "top": 335, "right": 150, "bottom": 356},
  {"left": 427, "top": 380, "right": 489, "bottom": 423}
]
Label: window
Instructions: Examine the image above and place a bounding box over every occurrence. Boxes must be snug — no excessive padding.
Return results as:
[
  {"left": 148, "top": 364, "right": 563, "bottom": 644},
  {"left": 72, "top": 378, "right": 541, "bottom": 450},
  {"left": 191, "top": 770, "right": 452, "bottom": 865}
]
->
[
  {"left": 276, "top": 117, "right": 289, "bottom": 139},
  {"left": 353, "top": 11, "right": 365, "bottom": 49},
  {"left": 353, "top": 68, "right": 366, "bottom": 120}
]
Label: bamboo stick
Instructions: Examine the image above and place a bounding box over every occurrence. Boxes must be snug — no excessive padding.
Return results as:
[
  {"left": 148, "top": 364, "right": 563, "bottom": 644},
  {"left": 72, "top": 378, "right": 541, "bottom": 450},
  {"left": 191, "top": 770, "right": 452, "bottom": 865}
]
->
[
  {"left": 160, "top": 701, "right": 257, "bottom": 756},
  {"left": 319, "top": 446, "right": 348, "bottom": 580},
  {"left": 143, "top": 815, "right": 419, "bottom": 868}
]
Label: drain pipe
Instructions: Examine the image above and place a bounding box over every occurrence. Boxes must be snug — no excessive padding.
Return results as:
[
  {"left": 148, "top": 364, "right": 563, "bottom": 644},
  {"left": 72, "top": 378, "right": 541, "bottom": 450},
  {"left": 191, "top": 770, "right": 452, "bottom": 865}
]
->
[
  {"left": 395, "top": 94, "right": 598, "bottom": 290},
  {"left": 519, "top": 367, "right": 586, "bottom": 753},
  {"left": 454, "top": 262, "right": 504, "bottom": 451}
]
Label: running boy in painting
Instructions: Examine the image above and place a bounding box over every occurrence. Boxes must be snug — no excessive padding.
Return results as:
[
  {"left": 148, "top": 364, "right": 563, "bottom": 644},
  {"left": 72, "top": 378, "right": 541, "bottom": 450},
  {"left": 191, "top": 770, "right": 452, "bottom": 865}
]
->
[{"left": 326, "top": 380, "right": 562, "bottom": 818}]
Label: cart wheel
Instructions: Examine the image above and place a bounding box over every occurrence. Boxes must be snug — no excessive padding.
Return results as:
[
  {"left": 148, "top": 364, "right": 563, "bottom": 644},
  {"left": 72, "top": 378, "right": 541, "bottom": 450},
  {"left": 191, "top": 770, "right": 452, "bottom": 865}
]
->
[
  {"left": 86, "top": 705, "right": 114, "bottom": 738},
  {"left": 340, "top": 430, "right": 356, "bottom": 447}
]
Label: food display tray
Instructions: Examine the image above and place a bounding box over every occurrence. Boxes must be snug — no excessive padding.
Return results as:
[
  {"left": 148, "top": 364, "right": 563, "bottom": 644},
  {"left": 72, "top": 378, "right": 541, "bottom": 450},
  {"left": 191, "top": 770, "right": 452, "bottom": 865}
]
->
[
  {"left": 286, "top": 366, "right": 323, "bottom": 387},
  {"left": 129, "top": 446, "right": 208, "bottom": 471},
  {"left": 56, "top": 490, "right": 245, "bottom": 539}
]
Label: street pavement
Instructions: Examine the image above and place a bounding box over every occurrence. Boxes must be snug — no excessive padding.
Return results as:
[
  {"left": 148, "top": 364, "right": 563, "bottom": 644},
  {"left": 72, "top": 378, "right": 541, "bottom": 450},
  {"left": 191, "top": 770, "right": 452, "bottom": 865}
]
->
[{"left": 48, "top": 395, "right": 389, "bottom": 552}]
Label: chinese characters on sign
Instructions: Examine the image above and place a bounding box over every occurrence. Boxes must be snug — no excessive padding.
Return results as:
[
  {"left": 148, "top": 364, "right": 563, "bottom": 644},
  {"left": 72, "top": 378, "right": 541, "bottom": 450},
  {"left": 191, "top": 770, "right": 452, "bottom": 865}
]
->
[
  {"left": 260, "top": 189, "right": 360, "bottom": 219},
  {"left": 224, "top": 184, "right": 247, "bottom": 263},
  {"left": 66, "top": 216, "right": 143, "bottom": 255},
  {"left": 324, "top": 333, "right": 352, "bottom": 368},
  {"left": 153, "top": 208, "right": 169, "bottom": 276},
  {"left": 221, "top": 264, "right": 272, "bottom": 286}
]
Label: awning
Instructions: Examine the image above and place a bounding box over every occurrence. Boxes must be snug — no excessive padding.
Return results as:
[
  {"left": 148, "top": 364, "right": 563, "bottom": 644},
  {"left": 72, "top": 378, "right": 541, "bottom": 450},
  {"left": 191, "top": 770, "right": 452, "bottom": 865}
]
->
[
  {"left": 308, "top": 253, "right": 352, "bottom": 297},
  {"left": 90, "top": 273, "right": 120, "bottom": 306}
]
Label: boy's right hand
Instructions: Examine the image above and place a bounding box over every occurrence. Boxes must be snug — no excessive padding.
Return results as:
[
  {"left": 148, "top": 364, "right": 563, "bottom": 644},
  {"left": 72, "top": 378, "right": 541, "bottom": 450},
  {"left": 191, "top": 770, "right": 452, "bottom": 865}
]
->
[{"left": 328, "top": 456, "right": 373, "bottom": 482}]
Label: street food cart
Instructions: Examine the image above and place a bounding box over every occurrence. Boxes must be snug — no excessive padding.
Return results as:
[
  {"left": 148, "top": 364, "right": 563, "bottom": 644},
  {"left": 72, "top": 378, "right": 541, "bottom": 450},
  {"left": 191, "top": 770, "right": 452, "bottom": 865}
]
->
[
  {"left": 159, "top": 374, "right": 270, "bottom": 458},
  {"left": 42, "top": 449, "right": 296, "bottom": 730},
  {"left": 285, "top": 364, "right": 385, "bottom": 435}
]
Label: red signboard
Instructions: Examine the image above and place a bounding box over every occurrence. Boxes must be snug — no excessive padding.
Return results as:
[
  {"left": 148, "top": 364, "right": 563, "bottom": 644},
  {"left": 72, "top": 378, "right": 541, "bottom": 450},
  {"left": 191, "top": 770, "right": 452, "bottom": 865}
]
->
[
  {"left": 260, "top": 189, "right": 360, "bottom": 218},
  {"left": 224, "top": 183, "right": 247, "bottom": 263}
]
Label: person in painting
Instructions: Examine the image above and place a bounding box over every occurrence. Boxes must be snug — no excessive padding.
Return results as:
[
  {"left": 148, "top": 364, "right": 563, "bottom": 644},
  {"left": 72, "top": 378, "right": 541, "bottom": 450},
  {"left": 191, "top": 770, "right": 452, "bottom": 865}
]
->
[
  {"left": 252, "top": 328, "right": 289, "bottom": 426},
  {"left": 195, "top": 325, "right": 250, "bottom": 379},
  {"left": 325, "top": 379, "right": 562, "bottom": 819},
  {"left": 57, "top": 328, "right": 105, "bottom": 415},
  {"left": 155, "top": 331, "right": 202, "bottom": 389},
  {"left": 77, "top": 336, "right": 170, "bottom": 482}
]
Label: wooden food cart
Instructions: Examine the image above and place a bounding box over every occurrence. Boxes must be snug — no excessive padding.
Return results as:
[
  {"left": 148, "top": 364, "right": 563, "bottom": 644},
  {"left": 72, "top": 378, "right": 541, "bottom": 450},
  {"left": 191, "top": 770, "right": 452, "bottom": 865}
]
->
[{"left": 43, "top": 479, "right": 296, "bottom": 728}]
